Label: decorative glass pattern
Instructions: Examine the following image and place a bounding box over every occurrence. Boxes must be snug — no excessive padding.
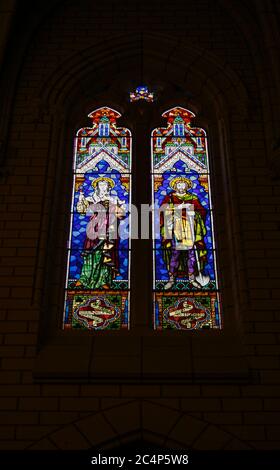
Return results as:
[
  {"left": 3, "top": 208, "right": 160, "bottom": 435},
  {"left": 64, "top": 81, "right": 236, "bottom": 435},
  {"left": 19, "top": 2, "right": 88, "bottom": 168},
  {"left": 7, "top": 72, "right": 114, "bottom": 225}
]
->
[
  {"left": 63, "top": 107, "right": 131, "bottom": 330},
  {"left": 130, "top": 85, "right": 154, "bottom": 102},
  {"left": 152, "top": 107, "right": 221, "bottom": 330}
]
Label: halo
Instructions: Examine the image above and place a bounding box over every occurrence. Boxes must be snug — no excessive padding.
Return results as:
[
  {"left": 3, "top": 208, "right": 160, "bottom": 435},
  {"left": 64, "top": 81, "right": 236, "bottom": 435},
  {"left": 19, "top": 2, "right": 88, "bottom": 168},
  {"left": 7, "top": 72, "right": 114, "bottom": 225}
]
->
[
  {"left": 169, "top": 176, "right": 193, "bottom": 190},
  {"left": 91, "top": 177, "right": 115, "bottom": 189}
]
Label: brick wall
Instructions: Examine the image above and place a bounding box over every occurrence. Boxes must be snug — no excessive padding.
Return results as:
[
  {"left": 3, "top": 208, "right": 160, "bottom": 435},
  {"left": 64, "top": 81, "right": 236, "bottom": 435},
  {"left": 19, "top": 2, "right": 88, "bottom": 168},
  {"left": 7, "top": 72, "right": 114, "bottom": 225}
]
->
[{"left": 0, "top": 0, "right": 280, "bottom": 450}]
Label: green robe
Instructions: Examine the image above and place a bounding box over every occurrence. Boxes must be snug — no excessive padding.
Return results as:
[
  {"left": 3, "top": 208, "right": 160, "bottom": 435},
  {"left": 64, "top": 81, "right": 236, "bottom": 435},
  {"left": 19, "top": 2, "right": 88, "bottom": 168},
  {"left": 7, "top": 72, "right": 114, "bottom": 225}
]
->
[{"left": 79, "top": 241, "right": 113, "bottom": 289}]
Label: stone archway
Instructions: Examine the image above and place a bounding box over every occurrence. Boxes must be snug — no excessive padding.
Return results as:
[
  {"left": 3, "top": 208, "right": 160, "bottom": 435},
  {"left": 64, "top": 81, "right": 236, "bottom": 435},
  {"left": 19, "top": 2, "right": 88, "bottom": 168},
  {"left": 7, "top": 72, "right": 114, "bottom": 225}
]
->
[
  {"left": 28, "top": 400, "right": 252, "bottom": 451},
  {"left": 31, "top": 28, "right": 250, "bottom": 342}
]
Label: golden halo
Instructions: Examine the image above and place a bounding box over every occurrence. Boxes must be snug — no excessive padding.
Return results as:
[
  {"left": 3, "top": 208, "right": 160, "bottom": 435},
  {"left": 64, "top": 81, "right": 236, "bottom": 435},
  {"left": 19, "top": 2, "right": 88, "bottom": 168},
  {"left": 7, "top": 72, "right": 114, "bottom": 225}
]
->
[
  {"left": 169, "top": 176, "right": 193, "bottom": 190},
  {"left": 91, "top": 177, "right": 115, "bottom": 189}
]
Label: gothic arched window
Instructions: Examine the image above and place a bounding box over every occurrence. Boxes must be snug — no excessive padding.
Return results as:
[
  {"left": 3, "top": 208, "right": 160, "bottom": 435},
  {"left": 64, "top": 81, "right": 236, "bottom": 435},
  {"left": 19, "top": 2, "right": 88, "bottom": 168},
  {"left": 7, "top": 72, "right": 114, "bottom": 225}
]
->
[
  {"left": 152, "top": 107, "right": 222, "bottom": 330},
  {"left": 63, "top": 107, "right": 131, "bottom": 331},
  {"left": 62, "top": 105, "right": 221, "bottom": 333}
]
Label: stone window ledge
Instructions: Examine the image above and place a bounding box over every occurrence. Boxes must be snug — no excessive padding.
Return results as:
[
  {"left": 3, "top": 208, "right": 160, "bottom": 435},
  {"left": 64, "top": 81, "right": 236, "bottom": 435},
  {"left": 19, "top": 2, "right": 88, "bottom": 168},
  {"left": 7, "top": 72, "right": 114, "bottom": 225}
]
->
[{"left": 33, "top": 329, "right": 249, "bottom": 383}]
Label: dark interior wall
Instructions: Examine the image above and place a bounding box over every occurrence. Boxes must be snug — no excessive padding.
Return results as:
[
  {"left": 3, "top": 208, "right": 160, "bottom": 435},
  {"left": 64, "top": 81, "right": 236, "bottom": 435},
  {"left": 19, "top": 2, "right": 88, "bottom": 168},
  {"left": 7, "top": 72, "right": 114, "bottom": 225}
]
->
[{"left": 0, "top": 0, "right": 280, "bottom": 451}]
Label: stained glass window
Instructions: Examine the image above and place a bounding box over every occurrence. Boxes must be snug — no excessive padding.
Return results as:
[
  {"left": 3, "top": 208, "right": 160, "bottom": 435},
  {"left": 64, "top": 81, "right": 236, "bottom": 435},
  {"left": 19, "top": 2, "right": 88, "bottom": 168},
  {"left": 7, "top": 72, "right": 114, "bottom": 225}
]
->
[
  {"left": 152, "top": 107, "right": 222, "bottom": 330},
  {"left": 63, "top": 107, "right": 131, "bottom": 330},
  {"left": 130, "top": 85, "right": 154, "bottom": 102}
]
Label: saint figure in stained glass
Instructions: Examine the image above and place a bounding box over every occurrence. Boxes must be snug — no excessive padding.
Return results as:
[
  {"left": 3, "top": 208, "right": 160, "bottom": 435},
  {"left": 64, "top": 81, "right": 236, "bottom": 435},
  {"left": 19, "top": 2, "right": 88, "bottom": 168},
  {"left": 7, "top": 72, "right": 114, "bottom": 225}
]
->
[
  {"left": 63, "top": 107, "right": 131, "bottom": 331},
  {"left": 160, "top": 176, "right": 208, "bottom": 290},
  {"left": 152, "top": 106, "right": 221, "bottom": 330},
  {"left": 76, "top": 177, "right": 125, "bottom": 290}
]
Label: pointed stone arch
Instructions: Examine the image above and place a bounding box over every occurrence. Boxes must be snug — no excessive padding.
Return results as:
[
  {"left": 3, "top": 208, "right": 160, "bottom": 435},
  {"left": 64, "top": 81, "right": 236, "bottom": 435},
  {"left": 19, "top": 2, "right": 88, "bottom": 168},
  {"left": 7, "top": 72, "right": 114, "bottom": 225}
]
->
[
  {"left": 29, "top": 12, "right": 251, "bottom": 381},
  {"left": 28, "top": 400, "right": 253, "bottom": 451},
  {"left": 35, "top": 31, "right": 249, "bottom": 121}
]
